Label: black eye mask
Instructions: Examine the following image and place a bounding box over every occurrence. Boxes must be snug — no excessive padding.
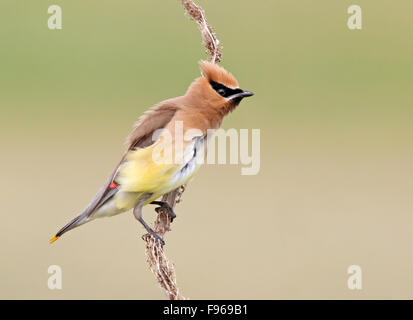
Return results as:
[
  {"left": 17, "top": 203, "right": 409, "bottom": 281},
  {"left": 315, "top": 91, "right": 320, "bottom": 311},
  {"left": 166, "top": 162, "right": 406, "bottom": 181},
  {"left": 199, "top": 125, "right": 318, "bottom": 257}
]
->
[{"left": 209, "top": 80, "right": 243, "bottom": 98}]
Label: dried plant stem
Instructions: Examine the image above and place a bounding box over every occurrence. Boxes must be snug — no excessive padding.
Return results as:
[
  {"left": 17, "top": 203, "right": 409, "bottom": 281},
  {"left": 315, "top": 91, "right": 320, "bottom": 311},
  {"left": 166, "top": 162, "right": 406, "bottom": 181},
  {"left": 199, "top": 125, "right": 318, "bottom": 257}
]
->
[
  {"left": 181, "top": 0, "right": 222, "bottom": 63},
  {"left": 143, "top": 186, "right": 186, "bottom": 300},
  {"left": 143, "top": 0, "right": 222, "bottom": 300}
]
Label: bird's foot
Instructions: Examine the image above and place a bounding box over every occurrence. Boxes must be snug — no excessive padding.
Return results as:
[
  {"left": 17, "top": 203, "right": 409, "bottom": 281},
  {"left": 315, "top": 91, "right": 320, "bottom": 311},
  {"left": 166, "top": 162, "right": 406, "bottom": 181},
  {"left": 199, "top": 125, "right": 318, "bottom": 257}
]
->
[
  {"left": 141, "top": 232, "right": 165, "bottom": 246},
  {"left": 151, "top": 201, "right": 177, "bottom": 222}
]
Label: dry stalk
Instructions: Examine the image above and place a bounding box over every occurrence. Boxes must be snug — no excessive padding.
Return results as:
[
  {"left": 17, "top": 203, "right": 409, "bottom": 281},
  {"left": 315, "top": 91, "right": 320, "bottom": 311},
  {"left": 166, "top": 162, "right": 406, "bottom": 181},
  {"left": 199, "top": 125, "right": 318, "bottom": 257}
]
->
[
  {"left": 181, "top": 0, "right": 222, "bottom": 63},
  {"left": 143, "top": 0, "right": 222, "bottom": 300},
  {"left": 143, "top": 185, "right": 186, "bottom": 300}
]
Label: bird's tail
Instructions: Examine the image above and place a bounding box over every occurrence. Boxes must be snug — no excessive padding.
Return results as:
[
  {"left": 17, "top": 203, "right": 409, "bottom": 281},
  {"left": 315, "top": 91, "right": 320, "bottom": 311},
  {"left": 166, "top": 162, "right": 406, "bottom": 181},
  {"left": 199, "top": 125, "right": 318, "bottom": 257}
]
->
[
  {"left": 49, "top": 213, "right": 88, "bottom": 244},
  {"left": 49, "top": 178, "right": 122, "bottom": 244}
]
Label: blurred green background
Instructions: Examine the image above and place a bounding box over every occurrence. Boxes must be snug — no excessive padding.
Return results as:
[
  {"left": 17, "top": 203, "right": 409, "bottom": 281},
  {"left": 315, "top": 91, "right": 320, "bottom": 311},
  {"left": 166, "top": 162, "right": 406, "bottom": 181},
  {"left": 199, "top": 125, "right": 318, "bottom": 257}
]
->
[{"left": 1, "top": 0, "right": 412, "bottom": 299}]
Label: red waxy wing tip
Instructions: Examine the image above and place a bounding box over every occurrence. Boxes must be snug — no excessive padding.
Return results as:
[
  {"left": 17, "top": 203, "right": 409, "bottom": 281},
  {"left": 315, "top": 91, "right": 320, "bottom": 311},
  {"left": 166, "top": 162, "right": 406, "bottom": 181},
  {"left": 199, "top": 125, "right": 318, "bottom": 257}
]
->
[{"left": 109, "top": 182, "right": 118, "bottom": 189}]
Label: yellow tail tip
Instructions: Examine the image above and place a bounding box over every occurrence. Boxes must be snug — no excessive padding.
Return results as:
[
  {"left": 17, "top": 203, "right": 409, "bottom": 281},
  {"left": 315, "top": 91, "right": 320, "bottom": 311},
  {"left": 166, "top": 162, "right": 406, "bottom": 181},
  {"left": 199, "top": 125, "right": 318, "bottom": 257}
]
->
[{"left": 49, "top": 236, "right": 59, "bottom": 244}]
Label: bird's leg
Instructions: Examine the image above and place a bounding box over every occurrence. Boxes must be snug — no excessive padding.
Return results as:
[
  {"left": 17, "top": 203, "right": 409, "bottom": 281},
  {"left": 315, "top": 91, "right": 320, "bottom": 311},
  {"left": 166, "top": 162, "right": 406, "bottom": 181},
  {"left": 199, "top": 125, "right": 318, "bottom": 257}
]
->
[
  {"left": 150, "top": 200, "right": 177, "bottom": 222},
  {"left": 133, "top": 195, "right": 165, "bottom": 245}
]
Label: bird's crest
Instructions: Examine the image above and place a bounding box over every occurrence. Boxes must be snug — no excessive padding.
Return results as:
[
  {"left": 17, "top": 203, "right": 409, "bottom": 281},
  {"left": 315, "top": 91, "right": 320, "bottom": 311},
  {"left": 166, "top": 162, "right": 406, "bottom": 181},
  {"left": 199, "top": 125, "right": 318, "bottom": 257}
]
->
[{"left": 199, "top": 60, "right": 239, "bottom": 89}]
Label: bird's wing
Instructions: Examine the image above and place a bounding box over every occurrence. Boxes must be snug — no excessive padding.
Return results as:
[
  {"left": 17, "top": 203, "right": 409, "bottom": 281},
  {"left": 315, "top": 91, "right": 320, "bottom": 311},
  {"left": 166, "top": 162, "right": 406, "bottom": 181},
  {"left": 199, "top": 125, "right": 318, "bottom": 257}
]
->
[
  {"left": 126, "top": 102, "right": 179, "bottom": 150},
  {"left": 83, "top": 102, "right": 179, "bottom": 218},
  {"left": 51, "top": 101, "right": 180, "bottom": 240}
]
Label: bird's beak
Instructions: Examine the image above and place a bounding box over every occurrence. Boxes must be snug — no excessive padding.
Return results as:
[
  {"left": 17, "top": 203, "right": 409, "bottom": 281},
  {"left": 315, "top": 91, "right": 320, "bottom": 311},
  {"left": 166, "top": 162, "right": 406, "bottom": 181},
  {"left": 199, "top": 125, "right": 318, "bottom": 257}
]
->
[
  {"left": 239, "top": 90, "right": 254, "bottom": 98},
  {"left": 229, "top": 90, "right": 254, "bottom": 100}
]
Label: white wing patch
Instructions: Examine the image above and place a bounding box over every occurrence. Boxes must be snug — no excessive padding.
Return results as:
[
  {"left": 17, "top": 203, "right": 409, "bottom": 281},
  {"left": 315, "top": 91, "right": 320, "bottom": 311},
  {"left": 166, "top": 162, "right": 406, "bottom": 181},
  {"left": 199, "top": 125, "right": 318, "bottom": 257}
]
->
[{"left": 170, "top": 136, "right": 205, "bottom": 188}]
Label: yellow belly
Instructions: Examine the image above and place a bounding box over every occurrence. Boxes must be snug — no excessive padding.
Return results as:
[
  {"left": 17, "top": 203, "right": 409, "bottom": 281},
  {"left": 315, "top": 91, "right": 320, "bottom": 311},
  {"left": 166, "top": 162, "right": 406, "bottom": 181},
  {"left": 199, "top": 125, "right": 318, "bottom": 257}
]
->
[{"left": 115, "top": 136, "right": 204, "bottom": 206}]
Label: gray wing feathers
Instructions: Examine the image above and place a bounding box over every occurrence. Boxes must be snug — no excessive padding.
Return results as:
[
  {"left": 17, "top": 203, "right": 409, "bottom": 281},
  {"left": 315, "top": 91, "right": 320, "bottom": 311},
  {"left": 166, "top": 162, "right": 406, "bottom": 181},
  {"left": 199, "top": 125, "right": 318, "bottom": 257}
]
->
[{"left": 53, "top": 101, "right": 178, "bottom": 238}]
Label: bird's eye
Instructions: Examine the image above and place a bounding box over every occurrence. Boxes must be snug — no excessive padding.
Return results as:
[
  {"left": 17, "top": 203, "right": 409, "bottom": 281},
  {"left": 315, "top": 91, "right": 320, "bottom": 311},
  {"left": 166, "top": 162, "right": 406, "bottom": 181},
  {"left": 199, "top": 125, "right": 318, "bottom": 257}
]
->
[
  {"left": 210, "top": 80, "right": 229, "bottom": 97},
  {"left": 217, "top": 88, "right": 226, "bottom": 96}
]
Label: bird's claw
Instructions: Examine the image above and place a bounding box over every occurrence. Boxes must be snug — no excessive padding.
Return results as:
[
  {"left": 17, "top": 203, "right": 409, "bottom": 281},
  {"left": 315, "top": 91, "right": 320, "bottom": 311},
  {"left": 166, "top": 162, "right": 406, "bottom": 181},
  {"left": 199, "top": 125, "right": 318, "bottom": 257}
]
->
[
  {"left": 141, "top": 232, "right": 165, "bottom": 246},
  {"left": 155, "top": 204, "right": 177, "bottom": 222}
]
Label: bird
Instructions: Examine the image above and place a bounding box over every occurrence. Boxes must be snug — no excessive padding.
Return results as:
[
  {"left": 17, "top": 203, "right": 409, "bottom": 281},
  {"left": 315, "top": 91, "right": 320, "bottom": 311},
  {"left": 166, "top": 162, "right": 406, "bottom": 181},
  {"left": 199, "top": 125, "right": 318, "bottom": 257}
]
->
[{"left": 50, "top": 61, "right": 253, "bottom": 244}]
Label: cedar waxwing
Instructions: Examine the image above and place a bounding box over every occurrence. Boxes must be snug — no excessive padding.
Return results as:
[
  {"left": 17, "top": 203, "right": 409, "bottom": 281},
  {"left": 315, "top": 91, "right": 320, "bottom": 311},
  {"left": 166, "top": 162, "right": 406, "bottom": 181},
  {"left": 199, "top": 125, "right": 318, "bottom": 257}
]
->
[{"left": 50, "top": 61, "right": 253, "bottom": 244}]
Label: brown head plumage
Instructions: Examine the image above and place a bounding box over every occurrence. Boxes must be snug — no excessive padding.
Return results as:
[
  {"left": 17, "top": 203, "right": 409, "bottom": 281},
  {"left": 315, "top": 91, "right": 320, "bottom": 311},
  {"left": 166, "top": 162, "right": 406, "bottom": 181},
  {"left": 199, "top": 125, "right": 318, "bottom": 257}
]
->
[
  {"left": 183, "top": 61, "right": 253, "bottom": 118},
  {"left": 199, "top": 60, "right": 239, "bottom": 88}
]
